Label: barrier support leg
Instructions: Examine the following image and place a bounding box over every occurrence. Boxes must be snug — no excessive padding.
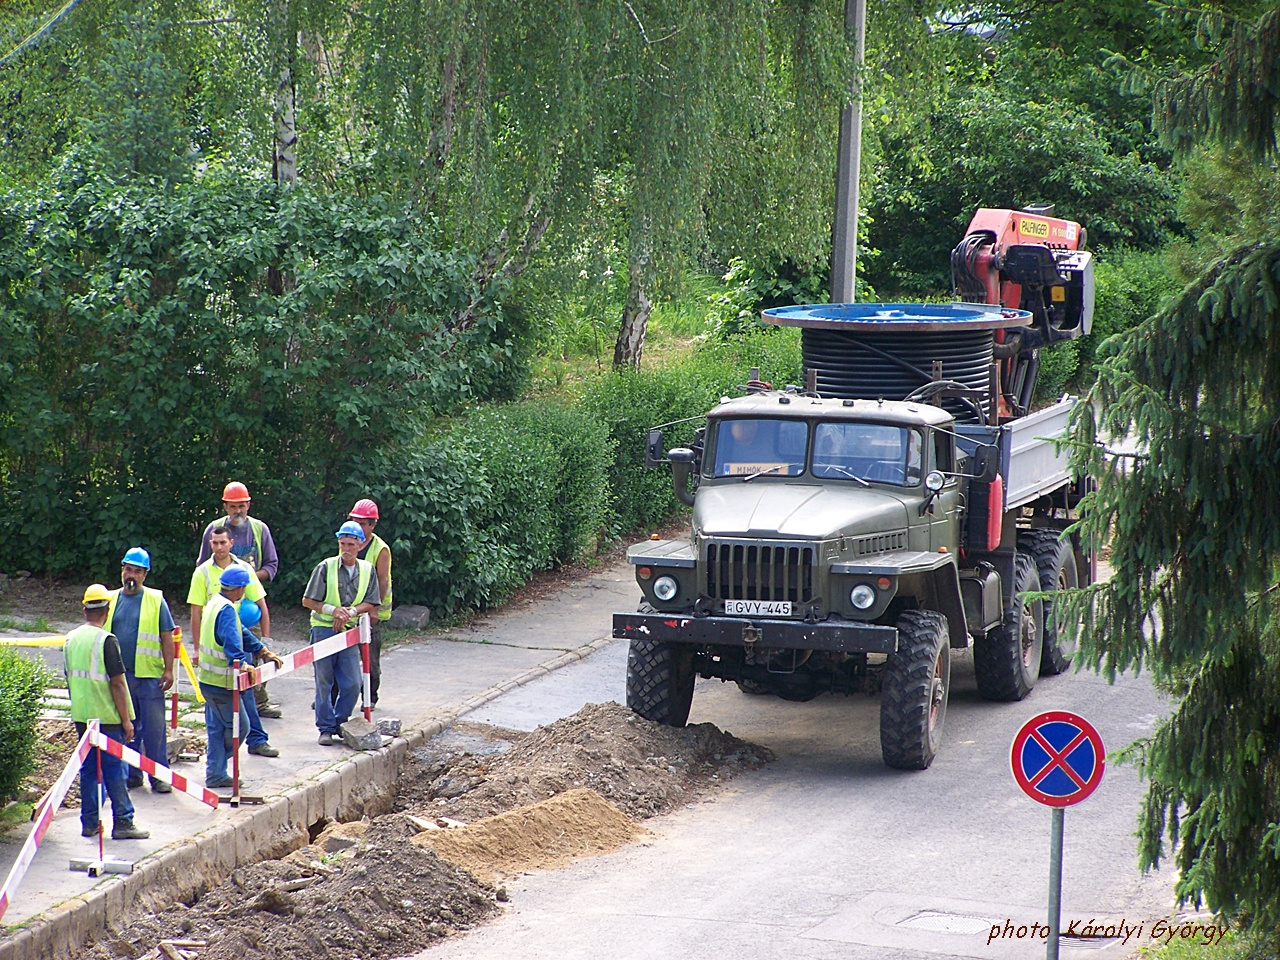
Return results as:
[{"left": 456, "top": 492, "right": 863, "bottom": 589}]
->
[
  {"left": 95, "top": 747, "right": 104, "bottom": 862},
  {"left": 360, "top": 615, "right": 372, "bottom": 722},
  {"left": 231, "top": 663, "right": 241, "bottom": 807}
]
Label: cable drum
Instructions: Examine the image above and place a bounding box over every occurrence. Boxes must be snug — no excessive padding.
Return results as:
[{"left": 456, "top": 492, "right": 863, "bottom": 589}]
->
[
  {"left": 762, "top": 303, "right": 1033, "bottom": 423},
  {"left": 802, "top": 327, "right": 993, "bottom": 420}
]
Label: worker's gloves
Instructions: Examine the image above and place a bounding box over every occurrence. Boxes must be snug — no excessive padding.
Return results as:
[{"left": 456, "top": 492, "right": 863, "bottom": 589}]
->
[{"left": 260, "top": 649, "right": 285, "bottom": 669}]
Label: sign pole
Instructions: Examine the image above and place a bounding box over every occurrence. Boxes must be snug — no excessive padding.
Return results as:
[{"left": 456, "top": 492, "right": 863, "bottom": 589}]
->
[{"left": 1047, "top": 806, "right": 1064, "bottom": 960}]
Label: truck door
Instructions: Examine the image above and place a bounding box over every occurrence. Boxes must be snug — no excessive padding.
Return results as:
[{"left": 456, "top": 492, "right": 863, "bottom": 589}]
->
[{"left": 930, "top": 430, "right": 962, "bottom": 554}]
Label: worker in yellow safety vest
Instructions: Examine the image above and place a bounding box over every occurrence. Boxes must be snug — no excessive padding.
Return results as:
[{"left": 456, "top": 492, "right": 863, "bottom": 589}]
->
[
  {"left": 301, "top": 521, "right": 380, "bottom": 746},
  {"left": 348, "top": 498, "right": 392, "bottom": 708},
  {"left": 197, "top": 566, "right": 282, "bottom": 788},
  {"left": 65, "top": 584, "right": 150, "bottom": 840},
  {"left": 196, "top": 481, "right": 283, "bottom": 718},
  {"left": 105, "top": 547, "right": 176, "bottom": 794}
]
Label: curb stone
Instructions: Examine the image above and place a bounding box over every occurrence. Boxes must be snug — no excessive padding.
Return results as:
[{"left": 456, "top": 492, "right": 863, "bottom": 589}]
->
[{"left": 0, "top": 631, "right": 616, "bottom": 960}]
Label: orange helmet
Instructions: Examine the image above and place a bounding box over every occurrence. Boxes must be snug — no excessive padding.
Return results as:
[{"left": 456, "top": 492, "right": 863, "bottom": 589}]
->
[
  {"left": 222, "top": 481, "right": 251, "bottom": 503},
  {"left": 349, "top": 498, "right": 379, "bottom": 520}
]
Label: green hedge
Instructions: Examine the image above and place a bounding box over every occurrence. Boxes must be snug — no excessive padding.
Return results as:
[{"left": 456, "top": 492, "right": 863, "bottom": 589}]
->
[{"left": 0, "top": 648, "right": 49, "bottom": 801}]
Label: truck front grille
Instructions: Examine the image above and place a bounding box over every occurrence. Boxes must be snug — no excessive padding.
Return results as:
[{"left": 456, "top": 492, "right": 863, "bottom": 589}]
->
[{"left": 704, "top": 542, "right": 815, "bottom": 602}]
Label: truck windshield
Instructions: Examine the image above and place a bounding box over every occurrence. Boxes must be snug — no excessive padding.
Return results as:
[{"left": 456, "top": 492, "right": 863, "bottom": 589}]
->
[
  {"left": 711, "top": 418, "right": 808, "bottom": 478},
  {"left": 811, "top": 422, "right": 923, "bottom": 486}
]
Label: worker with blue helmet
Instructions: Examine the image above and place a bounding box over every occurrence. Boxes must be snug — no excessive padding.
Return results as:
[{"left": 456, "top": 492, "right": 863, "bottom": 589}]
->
[
  {"left": 102, "top": 547, "right": 177, "bottom": 794},
  {"left": 196, "top": 565, "right": 281, "bottom": 787},
  {"left": 301, "top": 521, "right": 381, "bottom": 746}
]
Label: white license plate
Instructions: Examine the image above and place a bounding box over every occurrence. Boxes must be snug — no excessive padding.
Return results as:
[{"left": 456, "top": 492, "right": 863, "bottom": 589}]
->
[{"left": 724, "top": 600, "right": 792, "bottom": 617}]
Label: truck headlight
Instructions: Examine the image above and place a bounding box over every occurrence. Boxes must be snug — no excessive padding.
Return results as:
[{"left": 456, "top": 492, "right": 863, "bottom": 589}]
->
[
  {"left": 850, "top": 584, "right": 876, "bottom": 610},
  {"left": 653, "top": 576, "right": 679, "bottom": 601}
]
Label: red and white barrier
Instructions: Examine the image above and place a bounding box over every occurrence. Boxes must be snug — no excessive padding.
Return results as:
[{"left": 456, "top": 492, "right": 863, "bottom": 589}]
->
[
  {"left": 235, "top": 618, "right": 367, "bottom": 693},
  {"left": 88, "top": 730, "right": 220, "bottom": 809},
  {"left": 0, "top": 723, "right": 95, "bottom": 922}
]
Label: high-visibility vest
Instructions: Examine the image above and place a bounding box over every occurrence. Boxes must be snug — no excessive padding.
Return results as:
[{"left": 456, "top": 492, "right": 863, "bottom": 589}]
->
[
  {"left": 193, "top": 556, "right": 262, "bottom": 606},
  {"left": 105, "top": 586, "right": 166, "bottom": 679},
  {"left": 364, "top": 534, "right": 393, "bottom": 622},
  {"left": 64, "top": 624, "right": 134, "bottom": 724},
  {"left": 197, "top": 594, "right": 241, "bottom": 689},
  {"left": 309, "top": 557, "right": 374, "bottom": 628}
]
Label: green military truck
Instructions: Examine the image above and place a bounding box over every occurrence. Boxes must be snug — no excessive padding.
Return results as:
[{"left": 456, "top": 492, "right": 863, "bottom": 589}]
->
[{"left": 614, "top": 206, "right": 1097, "bottom": 769}]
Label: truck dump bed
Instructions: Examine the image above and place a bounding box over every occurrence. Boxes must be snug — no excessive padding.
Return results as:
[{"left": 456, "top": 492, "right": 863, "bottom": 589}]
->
[{"left": 955, "top": 397, "right": 1076, "bottom": 511}]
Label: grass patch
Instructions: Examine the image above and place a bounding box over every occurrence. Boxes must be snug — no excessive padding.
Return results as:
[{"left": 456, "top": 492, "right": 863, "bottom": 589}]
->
[
  {"left": 0, "top": 615, "right": 53, "bottom": 632},
  {"left": 0, "top": 799, "right": 34, "bottom": 834}
]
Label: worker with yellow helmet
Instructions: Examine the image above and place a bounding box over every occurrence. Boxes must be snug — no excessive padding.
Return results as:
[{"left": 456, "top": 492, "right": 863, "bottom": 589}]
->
[{"left": 65, "top": 584, "right": 149, "bottom": 840}]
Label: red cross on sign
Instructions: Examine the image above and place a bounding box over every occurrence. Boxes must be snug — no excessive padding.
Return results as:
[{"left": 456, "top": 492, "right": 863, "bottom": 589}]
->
[{"left": 1011, "top": 710, "right": 1105, "bottom": 807}]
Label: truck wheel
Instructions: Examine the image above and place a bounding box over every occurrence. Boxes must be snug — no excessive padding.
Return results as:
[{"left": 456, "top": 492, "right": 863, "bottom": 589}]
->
[
  {"left": 736, "top": 678, "right": 770, "bottom": 695},
  {"left": 1021, "top": 530, "right": 1079, "bottom": 676},
  {"left": 626, "top": 603, "right": 696, "bottom": 726},
  {"left": 974, "top": 552, "right": 1044, "bottom": 701},
  {"left": 880, "top": 609, "right": 950, "bottom": 770}
]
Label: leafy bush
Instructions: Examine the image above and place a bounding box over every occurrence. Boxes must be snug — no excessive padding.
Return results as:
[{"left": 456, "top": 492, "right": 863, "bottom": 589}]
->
[
  {"left": 0, "top": 648, "right": 49, "bottom": 801},
  {"left": 0, "top": 170, "right": 521, "bottom": 590},
  {"left": 1082, "top": 247, "right": 1182, "bottom": 377}
]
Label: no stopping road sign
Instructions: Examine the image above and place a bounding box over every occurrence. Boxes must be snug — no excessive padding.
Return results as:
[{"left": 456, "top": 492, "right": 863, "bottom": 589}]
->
[{"left": 1011, "top": 710, "right": 1105, "bottom": 807}]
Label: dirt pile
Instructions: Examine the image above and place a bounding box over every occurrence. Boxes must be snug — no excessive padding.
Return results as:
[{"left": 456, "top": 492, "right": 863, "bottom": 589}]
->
[
  {"left": 397, "top": 701, "right": 773, "bottom": 822},
  {"left": 83, "top": 819, "right": 496, "bottom": 960},
  {"left": 77, "top": 703, "right": 772, "bottom": 960},
  {"left": 412, "top": 787, "right": 643, "bottom": 881}
]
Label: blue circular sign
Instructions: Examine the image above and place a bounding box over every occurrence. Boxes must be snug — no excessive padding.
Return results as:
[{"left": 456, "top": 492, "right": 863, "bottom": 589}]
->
[{"left": 1011, "top": 710, "right": 1105, "bottom": 807}]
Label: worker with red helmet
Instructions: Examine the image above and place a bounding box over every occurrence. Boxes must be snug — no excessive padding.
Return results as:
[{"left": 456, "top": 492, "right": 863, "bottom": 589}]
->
[
  {"left": 196, "top": 482, "right": 283, "bottom": 718},
  {"left": 349, "top": 498, "right": 392, "bottom": 707}
]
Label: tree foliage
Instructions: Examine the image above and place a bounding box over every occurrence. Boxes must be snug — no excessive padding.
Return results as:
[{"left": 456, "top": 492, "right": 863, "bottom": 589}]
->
[{"left": 1064, "top": 0, "right": 1280, "bottom": 932}]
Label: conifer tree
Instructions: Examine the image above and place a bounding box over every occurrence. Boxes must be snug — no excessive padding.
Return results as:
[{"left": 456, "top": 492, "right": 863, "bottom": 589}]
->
[{"left": 1066, "top": 1, "right": 1280, "bottom": 933}]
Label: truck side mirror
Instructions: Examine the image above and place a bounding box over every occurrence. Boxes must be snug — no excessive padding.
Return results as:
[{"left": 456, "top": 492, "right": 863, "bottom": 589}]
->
[
  {"left": 645, "top": 429, "right": 664, "bottom": 468},
  {"left": 970, "top": 448, "right": 999, "bottom": 483},
  {"left": 669, "top": 448, "right": 696, "bottom": 507}
]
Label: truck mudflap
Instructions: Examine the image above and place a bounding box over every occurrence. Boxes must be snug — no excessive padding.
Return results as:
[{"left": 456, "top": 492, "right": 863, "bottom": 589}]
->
[{"left": 613, "top": 612, "right": 898, "bottom": 655}]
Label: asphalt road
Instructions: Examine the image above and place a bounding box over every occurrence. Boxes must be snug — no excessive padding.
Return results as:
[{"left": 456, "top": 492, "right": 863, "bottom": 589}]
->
[{"left": 413, "top": 633, "right": 1181, "bottom": 960}]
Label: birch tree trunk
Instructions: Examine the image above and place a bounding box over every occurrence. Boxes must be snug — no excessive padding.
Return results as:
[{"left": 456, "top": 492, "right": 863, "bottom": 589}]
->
[{"left": 613, "top": 257, "right": 652, "bottom": 368}]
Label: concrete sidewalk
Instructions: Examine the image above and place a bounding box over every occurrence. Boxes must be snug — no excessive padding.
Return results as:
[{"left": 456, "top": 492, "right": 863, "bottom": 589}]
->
[{"left": 0, "top": 561, "right": 639, "bottom": 932}]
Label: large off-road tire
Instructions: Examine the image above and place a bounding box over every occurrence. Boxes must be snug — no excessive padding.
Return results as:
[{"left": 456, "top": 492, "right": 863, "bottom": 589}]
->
[
  {"left": 974, "top": 552, "right": 1044, "bottom": 702},
  {"left": 1021, "top": 530, "right": 1079, "bottom": 676},
  {"left": 736, "top": 678, "right": 770, "bottom": 695},
  {"left": 626, "top": 604, "right": 696, "bottom": 726},
  {"left": 880, "top": 609, "right": 950, "bottom": 770}
]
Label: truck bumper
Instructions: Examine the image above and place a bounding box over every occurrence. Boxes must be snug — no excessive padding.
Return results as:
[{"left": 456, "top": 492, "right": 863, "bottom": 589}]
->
[{"left": 613, "top": 612, "right": 898, "bottom": 655}]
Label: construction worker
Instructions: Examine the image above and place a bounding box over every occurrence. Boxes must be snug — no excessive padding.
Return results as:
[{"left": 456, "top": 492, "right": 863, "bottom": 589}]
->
[
  {"left": 104, "top": 547, "right": 176, "bottom": 794},
  {"left": 196, "top": 481, "right": 282, "bottom": 718},
  {"left": 197, "top": 566, "right": 282, "bottom": 788},
  {"left": 66, "top": 584, "right": 149, "bottom": 840},
  {"left": 349, "top": 498, "right": 392, "bottom": 708},
  {"left": 189, "top": 526, "right": 271, "bottom": 648},
  {"left": 302, "top": 521, "right": 380, "bottom": 745}
]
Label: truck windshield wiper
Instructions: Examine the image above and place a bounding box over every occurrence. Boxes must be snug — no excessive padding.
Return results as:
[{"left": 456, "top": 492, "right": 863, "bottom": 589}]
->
[
  {"left": 741, "top": 464, "right": 785, "bottom": 482},
  {"left": 813, "top": 462, "right": 871, "bottom": 486}
]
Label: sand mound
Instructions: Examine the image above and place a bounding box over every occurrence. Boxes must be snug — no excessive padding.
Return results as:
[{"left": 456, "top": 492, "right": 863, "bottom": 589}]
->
[{"left": 413, "top": 787, "right": 642, "bottom": 880}]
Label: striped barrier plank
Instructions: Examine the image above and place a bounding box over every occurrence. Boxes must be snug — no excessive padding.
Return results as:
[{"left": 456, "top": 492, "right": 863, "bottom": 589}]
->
[
  {"left": 88, "top": 731, "right": 219, "bottom": 809},
  {"left": 234, "top": 621, "right": 365, "bottom": 691},
  {"left": 0, "top": 723, "right": 96, "bottom": 922}
]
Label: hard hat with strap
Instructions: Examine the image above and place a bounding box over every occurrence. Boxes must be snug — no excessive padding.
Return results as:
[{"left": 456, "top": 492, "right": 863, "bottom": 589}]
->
[
  {"left": 64, "top": 624, "right": 134, "bottom": 723},
  {"left": 121, "top": 546, "right": 151, "bottom": 570},
  {"left": 222, "top": 481, "right": 251, "bottom": 502},
  {"left": 82, "top": 583, "right": 112, "bottom": 608},
  {"left": 350, "top": 498, "right": 380, "bottom": 520}
]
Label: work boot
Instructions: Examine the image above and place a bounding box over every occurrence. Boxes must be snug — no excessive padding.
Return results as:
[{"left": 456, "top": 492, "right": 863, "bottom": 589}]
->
[
  {"left": 205, "top": 775, "right": 233, "bottom": 788},
  {"left": 318, "top": 732, "right": 334, "bottom": 746},
  {"left": 150, "top": 779, "right": 173, "bottom": 794},
  {"left": 127, "top": 775, "right": 144, "bottom": 790},
  {"left": 112, "top": 821, "right": 150, "bottom": 840},
  {"left": 248, "top": 743, "right": 279, "bottom": 757},
  {"left": 82, "top": 823, "right": 99, "bottom": 838},
  {"left": 257, "top": 705, "right": 283, "bottom": 719}
]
